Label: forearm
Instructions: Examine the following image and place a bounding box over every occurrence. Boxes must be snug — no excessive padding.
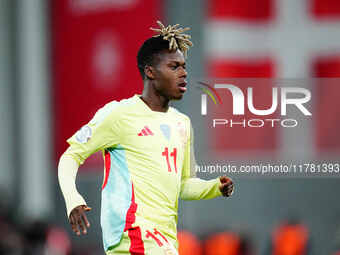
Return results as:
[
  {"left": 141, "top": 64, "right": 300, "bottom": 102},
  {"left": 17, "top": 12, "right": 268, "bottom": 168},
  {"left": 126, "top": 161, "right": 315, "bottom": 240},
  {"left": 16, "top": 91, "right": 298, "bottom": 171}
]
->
[
  {"left": 58, "top": 154, "right": 87, "bottom": 217},
  {"left": 180, "top": 177, "right": 222, "bottom": 200}
]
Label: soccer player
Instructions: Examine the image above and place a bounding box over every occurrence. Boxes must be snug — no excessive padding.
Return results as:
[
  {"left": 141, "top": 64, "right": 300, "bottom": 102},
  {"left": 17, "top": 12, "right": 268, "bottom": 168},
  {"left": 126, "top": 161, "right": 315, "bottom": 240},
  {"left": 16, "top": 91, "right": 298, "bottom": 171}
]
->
[{"left": 58, "top": 21, "right": 234, "bottom": 255}]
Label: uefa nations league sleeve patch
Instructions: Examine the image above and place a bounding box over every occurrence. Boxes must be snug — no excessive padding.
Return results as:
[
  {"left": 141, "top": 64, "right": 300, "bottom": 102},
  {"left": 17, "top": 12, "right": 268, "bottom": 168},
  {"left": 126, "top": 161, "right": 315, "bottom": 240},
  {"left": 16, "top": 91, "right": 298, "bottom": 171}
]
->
[{"left": 75, "top": 125, "right": 92, "bottom": 143}]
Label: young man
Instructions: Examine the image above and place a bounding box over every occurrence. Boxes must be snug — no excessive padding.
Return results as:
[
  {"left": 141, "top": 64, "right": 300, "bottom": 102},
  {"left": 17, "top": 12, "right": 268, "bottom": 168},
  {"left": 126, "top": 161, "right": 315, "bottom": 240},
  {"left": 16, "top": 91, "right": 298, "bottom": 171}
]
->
[{"left": 58, "top": 21, "right": 234, "bottom": 255}]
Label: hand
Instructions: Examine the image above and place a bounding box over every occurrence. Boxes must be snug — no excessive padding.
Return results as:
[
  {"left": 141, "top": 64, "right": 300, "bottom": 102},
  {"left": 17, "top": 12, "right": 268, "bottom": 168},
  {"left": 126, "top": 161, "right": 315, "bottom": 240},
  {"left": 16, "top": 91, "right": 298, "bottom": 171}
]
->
[
  {"left": 219, "top": 176, "right": 234, "bottom": 197},
  {"left": 69, "top": 205, "right": 92, "bottom": 236}
]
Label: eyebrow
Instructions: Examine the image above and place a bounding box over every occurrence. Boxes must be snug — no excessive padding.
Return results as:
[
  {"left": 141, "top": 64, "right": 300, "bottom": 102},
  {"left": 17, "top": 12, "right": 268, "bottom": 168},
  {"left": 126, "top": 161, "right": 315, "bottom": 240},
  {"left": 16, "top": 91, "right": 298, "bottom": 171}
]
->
[{"left": 168, "top": 61, "right": 186, "bottom": 66}]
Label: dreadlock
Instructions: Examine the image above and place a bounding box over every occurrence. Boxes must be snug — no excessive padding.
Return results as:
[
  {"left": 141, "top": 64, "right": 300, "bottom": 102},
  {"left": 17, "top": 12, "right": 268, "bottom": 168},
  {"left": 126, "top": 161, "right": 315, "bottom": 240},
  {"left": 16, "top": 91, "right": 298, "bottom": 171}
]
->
[{"left": 137, "top": 21, "right": 193, "bottom": 79}]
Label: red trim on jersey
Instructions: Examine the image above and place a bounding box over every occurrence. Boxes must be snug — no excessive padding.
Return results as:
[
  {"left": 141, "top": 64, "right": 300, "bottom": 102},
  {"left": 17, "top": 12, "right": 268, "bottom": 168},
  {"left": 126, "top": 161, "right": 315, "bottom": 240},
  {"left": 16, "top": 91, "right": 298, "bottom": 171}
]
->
[
  {"left": 124, "top": 183, "right": 138, "bottom": 230},
  {"left": 128, "top": 227, "right": 145, "bottom": 255},
  {"left": 124, "top": 183, "right": 145, "bottom": 254},
  {"left": 102, "top": 151, "right": 111, "bottom": 190}
]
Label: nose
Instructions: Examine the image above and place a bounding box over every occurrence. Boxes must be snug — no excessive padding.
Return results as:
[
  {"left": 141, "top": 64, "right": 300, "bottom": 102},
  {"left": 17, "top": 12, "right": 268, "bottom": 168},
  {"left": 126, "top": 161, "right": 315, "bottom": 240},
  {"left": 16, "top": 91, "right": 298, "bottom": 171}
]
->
[{"left": 180, "top": 67, "right": 187, "bottom": 78}]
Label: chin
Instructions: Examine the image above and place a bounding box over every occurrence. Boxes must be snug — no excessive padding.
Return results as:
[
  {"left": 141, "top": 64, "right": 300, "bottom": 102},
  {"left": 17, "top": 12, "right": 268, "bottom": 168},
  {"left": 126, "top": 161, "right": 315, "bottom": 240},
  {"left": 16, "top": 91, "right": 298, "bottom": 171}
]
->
[{"left": 172, "top": 94, "right": 184, "bottom": 101}]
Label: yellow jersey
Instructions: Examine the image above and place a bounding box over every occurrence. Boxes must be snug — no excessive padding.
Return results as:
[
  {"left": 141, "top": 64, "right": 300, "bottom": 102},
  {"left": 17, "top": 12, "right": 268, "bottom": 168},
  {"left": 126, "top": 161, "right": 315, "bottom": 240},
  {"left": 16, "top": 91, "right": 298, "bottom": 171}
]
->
[{"left": 65, "top": 95, "right": 221, "bottom": 251}]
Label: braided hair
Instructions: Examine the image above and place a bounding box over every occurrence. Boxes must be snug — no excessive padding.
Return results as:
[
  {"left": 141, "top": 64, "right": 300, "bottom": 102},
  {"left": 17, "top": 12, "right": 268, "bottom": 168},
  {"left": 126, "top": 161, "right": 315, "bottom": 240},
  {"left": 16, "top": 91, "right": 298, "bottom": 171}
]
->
[{"left": 137, "top": 21, "right": 193, "bottom": 79}]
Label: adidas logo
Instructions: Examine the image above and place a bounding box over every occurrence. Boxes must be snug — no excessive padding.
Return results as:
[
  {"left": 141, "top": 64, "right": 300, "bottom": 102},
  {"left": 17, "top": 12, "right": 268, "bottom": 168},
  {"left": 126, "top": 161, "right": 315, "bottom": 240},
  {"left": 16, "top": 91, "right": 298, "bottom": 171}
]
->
[{"left": 138, "top": 126, "right": 154, "bottom": 136}]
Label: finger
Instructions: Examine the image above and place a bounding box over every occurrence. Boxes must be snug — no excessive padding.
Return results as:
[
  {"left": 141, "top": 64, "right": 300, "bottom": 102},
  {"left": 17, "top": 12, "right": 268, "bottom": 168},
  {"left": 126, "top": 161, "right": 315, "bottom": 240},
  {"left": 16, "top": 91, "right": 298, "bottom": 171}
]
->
[
  {"left": 70, "top": 214, "right": 81, "bottom": 235},
  {"left": 226, "top": 184, "right": 234, "bottom": 196},
  {"left": 81, "top": 210, "right": 91, "bottom": 228},
  {"left": 76, "top": 213, "right": 87, "bottom": 235},
  {"left": 222, "top": 183, "right": 234, "bottom": 196},
  {"left": 226, "top": 182, "right": 234, "bottom": 190},
  {"left": 227, "top": 187, "right": 233, "bottom": 195},
  {"left": 221, "top": 186, "right": 228, "bottom": 196},
  {"left": 222, "top": 186, "right": 230, "bottom": 195},
  {"left": 221, "top": 182, "right": 232, "bottom": 190}
]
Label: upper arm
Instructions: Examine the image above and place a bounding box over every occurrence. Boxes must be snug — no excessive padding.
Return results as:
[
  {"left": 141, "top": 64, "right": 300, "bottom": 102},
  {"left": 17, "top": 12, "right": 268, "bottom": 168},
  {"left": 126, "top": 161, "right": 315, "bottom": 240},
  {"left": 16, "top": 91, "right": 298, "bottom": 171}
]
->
[{"left": 64, "top": 102, "right": 121, "bottom": 164}]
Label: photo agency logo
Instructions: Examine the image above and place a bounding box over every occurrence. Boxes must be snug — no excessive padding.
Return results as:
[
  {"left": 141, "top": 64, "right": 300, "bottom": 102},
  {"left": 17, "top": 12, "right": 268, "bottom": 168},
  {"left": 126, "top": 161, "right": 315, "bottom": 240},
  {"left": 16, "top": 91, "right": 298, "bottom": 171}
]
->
[{"left": 196, "top": 81, "right": 312, "bottom": 128}]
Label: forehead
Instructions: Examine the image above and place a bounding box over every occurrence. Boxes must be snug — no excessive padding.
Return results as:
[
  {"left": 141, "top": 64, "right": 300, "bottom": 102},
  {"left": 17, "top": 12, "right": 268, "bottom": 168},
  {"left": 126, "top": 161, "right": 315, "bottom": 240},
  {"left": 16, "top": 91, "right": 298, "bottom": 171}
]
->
[{"left": 157, "top": 49, "right": 185, "bottom": 65}]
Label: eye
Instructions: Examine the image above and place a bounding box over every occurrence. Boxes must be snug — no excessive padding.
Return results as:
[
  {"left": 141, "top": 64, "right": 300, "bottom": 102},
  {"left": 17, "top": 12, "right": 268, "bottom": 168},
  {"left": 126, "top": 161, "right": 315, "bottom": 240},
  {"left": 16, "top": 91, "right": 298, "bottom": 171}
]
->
[{"left": 170, "top": 65, "right": 178, "bottom": 70}]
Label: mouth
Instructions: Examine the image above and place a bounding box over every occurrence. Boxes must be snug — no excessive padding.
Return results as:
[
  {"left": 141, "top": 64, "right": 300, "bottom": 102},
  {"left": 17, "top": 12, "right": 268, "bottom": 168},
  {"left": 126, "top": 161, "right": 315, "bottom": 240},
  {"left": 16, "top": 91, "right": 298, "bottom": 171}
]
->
[{"left": 178, "top": 81, "right": 187, "bottom": 93}]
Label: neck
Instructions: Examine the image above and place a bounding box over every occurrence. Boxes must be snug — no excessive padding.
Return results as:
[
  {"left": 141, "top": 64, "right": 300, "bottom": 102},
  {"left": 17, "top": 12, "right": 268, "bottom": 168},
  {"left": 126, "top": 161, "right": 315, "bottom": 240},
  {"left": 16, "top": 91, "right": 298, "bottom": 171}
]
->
[{"left": 141, "top": 80, "right": 169, "bottom": 112}]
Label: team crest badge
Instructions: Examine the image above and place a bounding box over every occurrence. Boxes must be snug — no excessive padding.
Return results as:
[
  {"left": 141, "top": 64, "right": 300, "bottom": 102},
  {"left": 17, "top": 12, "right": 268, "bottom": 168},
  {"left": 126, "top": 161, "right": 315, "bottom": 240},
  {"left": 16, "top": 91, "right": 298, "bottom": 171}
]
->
[
  {"left": 160, "top": 124, "right": 171, "bottom": 141},
  {"left": 75, "top": 125, "right": 92, "bottom": 143},
  {"left": 176, "top": 122, "right": 187, "bottom": 144}
]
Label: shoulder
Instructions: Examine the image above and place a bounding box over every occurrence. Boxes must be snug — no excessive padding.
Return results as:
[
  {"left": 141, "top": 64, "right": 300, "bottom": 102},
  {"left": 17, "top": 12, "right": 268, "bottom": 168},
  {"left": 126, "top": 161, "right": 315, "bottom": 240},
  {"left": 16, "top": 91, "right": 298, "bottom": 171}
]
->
[
  {"left": 169, "top": 107, "right": 191, "bottom": 123},
  {"left": 90, "top": 96, "right": 137, "bottom": 125},
  {"left": 169, "top": 107, "right": 192, "bottom": 137},
  {"left": 169, "top": 107, "right": 193, "bottom": 143}
]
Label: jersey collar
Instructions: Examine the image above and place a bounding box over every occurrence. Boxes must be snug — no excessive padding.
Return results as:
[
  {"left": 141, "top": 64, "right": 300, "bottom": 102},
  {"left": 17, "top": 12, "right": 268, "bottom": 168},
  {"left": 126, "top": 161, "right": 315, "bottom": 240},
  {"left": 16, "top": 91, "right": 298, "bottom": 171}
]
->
[{"left": 134, "top": 94, "right": 173, "bottom": 115}]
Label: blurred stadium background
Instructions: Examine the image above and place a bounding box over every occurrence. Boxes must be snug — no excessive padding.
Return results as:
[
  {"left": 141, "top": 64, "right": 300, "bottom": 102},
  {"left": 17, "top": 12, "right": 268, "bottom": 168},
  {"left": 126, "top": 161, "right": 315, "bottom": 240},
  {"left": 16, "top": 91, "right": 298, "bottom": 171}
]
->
[{"left": 1, "top": 0, "right": 340, "bottom": 254}]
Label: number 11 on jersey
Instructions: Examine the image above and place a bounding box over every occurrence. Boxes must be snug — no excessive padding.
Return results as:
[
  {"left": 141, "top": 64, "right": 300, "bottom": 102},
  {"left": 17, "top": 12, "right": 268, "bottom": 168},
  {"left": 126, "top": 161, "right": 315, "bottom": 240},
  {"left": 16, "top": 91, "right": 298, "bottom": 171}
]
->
[{"left": 162, "top": 147, "right": 177, "bottom": 173}]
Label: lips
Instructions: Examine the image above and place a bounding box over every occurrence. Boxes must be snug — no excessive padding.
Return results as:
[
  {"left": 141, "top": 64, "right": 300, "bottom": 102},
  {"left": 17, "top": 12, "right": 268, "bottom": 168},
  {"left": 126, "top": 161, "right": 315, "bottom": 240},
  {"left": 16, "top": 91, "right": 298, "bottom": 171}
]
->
[{"left": 178, "top": 81, "right": 187, "bottom": 92}]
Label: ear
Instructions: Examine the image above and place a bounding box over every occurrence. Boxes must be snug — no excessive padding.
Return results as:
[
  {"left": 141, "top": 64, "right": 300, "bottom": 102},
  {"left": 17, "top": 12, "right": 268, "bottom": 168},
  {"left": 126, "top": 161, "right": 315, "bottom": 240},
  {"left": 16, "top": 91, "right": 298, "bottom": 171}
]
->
[{"left": 144, "top": 65, "right": 155, "bottom": 80}]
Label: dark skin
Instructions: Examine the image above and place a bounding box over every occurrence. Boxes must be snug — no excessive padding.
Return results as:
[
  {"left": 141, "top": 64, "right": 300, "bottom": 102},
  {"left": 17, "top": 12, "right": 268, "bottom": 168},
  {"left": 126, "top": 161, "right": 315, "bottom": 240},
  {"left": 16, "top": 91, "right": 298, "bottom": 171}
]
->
[
  {"left": 141, "top": 49, "right": 188, "bottom": 112},
  {"left": 69, "top": 49, "right": 234, "bottom": 236},
  {"left": 219, "top": 176, "right": 234, "bottom": 197}
]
